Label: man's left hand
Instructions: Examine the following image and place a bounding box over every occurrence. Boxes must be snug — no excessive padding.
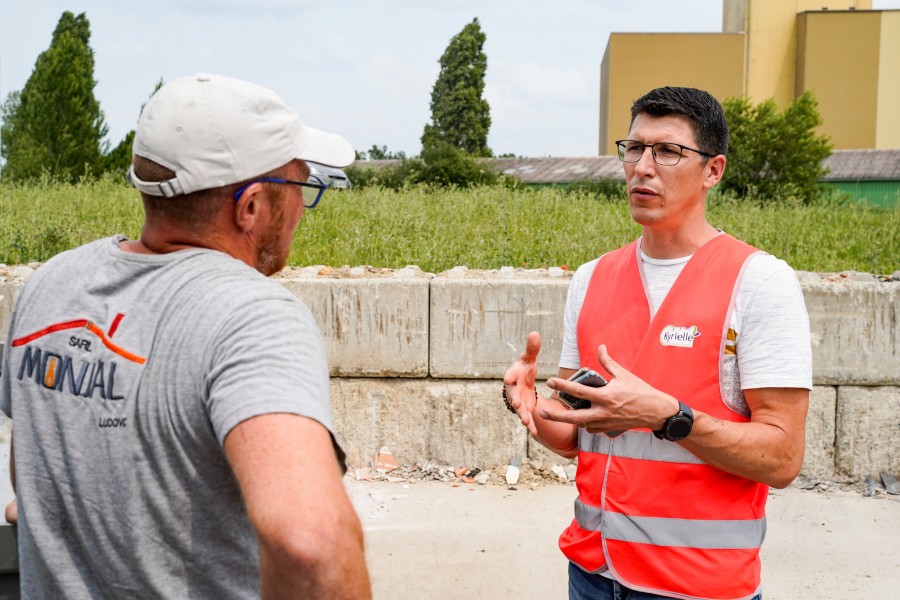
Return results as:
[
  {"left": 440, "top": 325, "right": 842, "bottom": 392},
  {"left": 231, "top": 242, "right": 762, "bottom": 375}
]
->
[{"left": 540, "top": 344, "right": 678, "bottom": 435}]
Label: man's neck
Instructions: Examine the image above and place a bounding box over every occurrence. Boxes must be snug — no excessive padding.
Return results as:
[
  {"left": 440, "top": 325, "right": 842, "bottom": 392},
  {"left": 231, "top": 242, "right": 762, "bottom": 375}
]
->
[
  {"left": 120, "top": 226, "right": 260, "bottom": 273},
  {"left": 119, "top": 238, "right": 204, "bottom": 255},
  {"left": 639, "top": 222, "right": 720, "bottom": 259}
]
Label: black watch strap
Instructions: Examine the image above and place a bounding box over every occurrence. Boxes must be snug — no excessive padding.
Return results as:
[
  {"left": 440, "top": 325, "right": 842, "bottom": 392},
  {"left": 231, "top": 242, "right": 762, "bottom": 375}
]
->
[{"left": 653, "top": 401, "right": 694, "bottom": 441}]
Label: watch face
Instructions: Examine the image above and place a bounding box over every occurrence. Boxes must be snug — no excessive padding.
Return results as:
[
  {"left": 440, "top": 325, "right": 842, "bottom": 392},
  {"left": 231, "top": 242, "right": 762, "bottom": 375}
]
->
[{"left": 666, "top": 416, "right": 693, "bottom": 441}]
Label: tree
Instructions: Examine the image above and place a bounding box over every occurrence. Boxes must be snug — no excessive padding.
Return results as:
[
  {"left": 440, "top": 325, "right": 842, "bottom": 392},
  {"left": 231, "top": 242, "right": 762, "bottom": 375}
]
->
[
  {"left": 1, "top": 12, "right": 108, "bottom": 182},
  {"left": 721, "top": 92, "right": 832, "bottom": 203},
  {"left": 101, "top": 131, "right": 135, "bottom": 179},
  {"left": 421, "top": 18, "right": 492, "bottom": 157},
  {"left": 360, "top": 144, "right": 407, "bottom": 160},
  {"left": 0, "top": 92, "right": 27, "bottom": 175}
]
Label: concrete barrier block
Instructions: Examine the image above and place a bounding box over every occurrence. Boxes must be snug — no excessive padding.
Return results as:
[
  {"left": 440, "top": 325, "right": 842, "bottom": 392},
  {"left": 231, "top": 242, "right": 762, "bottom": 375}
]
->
[
  {"left": 835, "top": 386, "right": 900, "bottom": 479},
  {"left": 430, "top": 268, "right": 571, "bottom": 378},
  {"left": 0, "top": 418, "right": 12, "bottom": 512},
  {"left": 277, "top": 267, "right": 431, "bottom": 377},
  {"left": 802, "top": 279, "right": 900, "bottom": 385},
  {"left": 331, "top": 378, "right": 527, "bottom": 469},
  {"left": 0, "top": 277, "right": 28, "bottom": 344},
  {"left": 800, "top": 386, "right": 836, "bottom": 479}
]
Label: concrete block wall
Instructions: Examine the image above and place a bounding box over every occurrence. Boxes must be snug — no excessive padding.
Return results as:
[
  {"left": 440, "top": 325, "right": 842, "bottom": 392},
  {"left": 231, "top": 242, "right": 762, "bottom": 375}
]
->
[
  {"left": 1, "top": 267, "right": 898, "bottom": 482},
  {"left": 278, "top": 266, "right": 431, "bottom": 377},
  {"left": 801, "top": 275, "right": 900, "bottom": 384},
  {"left": 429, "top": 267, "right": 571, "bottom": 378}
]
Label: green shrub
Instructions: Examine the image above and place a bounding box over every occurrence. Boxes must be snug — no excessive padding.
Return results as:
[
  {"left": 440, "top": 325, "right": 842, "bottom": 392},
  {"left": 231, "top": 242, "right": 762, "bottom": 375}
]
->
[
  {"left": 721, "top": 92, "right": 832, "bottom": 204},
  {"left": 347, "top": 144, "right": 502, "bottom": 190},
  {"left": 345, "top": 162, "right": 422, "bottom": 191},
  {"left": 413, "top": 143, "right": 497, "bottom": 187}
]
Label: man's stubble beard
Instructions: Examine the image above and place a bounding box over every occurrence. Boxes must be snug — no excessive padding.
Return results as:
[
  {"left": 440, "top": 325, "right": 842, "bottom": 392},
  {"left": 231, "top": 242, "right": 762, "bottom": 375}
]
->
[{"left": 256, "top": 193, "right": 290, "bottom": 276}]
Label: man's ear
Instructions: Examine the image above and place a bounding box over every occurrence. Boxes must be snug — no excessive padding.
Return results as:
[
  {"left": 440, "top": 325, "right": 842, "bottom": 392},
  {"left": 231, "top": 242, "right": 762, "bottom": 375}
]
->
[
  {"left": 703, "top": 154, "right": 727, "bottom": 189},
  {"left": 234, "top": 183, "right": 264, "bottom": 233}
]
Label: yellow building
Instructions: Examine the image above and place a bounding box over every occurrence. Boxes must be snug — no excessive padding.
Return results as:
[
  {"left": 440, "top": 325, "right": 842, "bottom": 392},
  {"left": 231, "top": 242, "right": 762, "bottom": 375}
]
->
[{"left": 599, "top": 0, "right": 900, "bottom": 154}]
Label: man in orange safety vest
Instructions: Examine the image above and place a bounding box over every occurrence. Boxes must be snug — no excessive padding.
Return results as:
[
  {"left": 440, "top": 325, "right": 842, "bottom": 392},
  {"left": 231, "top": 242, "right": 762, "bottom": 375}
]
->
[{"left": 503, "top": 86, "right": 811, "bottom": 600}]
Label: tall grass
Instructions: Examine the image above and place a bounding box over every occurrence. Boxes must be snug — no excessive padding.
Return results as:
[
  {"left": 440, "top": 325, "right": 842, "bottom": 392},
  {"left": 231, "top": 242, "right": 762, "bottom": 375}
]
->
[
  {"left": 1, "top": 177, "right": 897, "bottom": 274},
  {"left": 706, "top": 188, "right": 899, "bottom": 274},
  {"left": 291, "top": 185, "right": 641, "bottom": 271},
  {"left": 0, "top": 174, "right": 143, "bottom": 264}
]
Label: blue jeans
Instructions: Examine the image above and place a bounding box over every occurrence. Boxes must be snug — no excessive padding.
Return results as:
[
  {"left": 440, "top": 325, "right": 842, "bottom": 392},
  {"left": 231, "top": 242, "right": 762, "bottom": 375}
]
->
[{"left": 568, "top": 562, "right": 762, "bottom": 600}]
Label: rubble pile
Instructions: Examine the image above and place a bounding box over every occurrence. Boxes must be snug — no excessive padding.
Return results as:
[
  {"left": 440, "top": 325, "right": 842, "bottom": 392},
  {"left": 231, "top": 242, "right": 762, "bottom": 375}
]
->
[
  {"left": 354, "top": 447, "right": 577, "bottom": 490},
  {"left": 792, "top": 472, "right": 900, "bottom": 499},
  {"left": 356, "top": 448, "right": 900, "bottom": 501}
]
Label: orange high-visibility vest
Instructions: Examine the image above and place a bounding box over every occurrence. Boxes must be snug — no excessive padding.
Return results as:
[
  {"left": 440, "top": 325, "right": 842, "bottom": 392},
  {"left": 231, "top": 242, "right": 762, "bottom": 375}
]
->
[{"left": 560, "top": 234, "right": 767, "bottom": 600}]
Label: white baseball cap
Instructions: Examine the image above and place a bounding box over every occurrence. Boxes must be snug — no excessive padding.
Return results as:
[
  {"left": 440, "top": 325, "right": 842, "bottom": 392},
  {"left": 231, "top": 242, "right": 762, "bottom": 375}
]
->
[{"left": 129, "top": 73, "right": 354, "bottom": 197}]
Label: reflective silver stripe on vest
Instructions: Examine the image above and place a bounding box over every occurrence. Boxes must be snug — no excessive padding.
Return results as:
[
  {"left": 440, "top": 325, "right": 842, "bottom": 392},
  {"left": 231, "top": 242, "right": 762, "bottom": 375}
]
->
[
  {"left": 578, "top": 429, "right": 705, "bottom": 464},
  {"left": 575, "top": 498, "right": 766, "bottom": 550}
]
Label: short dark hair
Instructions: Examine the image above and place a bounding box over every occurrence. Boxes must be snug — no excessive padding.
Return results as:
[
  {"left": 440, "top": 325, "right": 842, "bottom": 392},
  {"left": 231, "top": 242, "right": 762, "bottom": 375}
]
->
[
  {"left": 630, "top": 87, "right": 728, "bottom": 157},
  {"left": 132, "top": 156, "right": 229, "bottom": 228},
  {"left": 132, "top": 156, "right": 300, "bottom": 232}
]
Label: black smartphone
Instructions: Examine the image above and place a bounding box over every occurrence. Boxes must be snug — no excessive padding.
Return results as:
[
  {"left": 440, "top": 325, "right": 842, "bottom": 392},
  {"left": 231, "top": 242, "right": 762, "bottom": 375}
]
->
[{"left": 557, "top": 367, "right": 608, "bottom": 410}]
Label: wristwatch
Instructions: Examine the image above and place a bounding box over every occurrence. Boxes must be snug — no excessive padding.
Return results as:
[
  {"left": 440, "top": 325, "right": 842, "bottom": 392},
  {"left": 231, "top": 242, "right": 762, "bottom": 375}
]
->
[{"left": 653, "top": 401, "right": 694, "bottom": 441}]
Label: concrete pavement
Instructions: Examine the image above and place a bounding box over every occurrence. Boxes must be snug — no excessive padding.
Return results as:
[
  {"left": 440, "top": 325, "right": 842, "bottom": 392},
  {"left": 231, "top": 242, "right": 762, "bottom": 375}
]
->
[{"left": 347, "top": 478, "right": 900, "bottom": 600}]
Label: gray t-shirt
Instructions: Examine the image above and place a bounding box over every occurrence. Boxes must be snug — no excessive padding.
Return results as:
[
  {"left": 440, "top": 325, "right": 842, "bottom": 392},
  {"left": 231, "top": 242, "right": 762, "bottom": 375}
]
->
[{"left": 0, "top": 236, "right": 342, "bottom": 599}]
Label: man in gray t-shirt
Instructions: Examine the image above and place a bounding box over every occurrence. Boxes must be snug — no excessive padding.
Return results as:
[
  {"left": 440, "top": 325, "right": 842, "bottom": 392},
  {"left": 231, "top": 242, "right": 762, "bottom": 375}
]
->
[{"left": 0, "top": 73, "right": 371, "bottom": 599}]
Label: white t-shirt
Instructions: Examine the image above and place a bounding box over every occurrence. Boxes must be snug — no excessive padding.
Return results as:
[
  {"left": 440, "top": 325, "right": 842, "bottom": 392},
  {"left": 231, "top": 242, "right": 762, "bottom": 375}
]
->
[{"left": 560, "top": 241, "right": 812, "bottom": 413}]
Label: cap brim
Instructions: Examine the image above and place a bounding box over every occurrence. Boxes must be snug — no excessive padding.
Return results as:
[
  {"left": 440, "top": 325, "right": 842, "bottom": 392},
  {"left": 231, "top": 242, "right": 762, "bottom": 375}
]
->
[{"left": 298, "top": 126, "right": 355, "bottom": 168}]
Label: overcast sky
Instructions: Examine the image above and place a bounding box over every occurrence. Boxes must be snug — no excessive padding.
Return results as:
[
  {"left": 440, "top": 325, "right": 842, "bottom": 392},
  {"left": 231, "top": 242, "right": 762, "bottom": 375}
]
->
[{"left": 2, "top": 0, "right": 900, "bottom": 158}]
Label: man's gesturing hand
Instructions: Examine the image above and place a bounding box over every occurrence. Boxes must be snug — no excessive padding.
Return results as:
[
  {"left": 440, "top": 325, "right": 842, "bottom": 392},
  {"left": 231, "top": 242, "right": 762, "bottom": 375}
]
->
[
  {"left": 502, "top": 331, "right": 542, "bottom": 436},
  {"left": 541, "top": 344, "right": 679, "bottom": 435}
]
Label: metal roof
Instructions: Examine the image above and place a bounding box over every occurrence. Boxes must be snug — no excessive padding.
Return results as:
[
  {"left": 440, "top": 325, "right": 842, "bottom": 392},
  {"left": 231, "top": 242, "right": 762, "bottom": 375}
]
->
[
  {"left": 491, "top": 156, "right": 622, "bottom": 183},
  {"left": 355, "top": 148, "right": 900, "bottom": 183},
  {"left": 821, "top": 149, "right": 900, "bottom": 181}
]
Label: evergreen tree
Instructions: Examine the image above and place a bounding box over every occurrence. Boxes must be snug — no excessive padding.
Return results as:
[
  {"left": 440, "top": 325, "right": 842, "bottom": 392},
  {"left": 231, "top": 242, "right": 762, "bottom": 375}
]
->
[
  {"left": 101, "top": 130, "right": 135, "bottom": 179},
  {"left": 0, "top": 92, "right": 26, "bottom": 176},
  {"left": 421, "top": 18, "right": 492, "bottom": 157},
  {"left": 721, "top": 92, "right": 832, "bottom": 203},
  {"left": 1, "top": 12, "right": 108, "bottom": 182}
]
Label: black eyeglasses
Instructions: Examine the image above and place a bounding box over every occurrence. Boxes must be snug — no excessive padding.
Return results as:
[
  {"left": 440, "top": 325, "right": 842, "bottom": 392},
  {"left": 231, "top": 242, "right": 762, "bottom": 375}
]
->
[
  {"left": 233, "top": 174, "right": 329, "bottom": 208},
  {"left": 615, "top": 140, "right": 713, "bottom": 166}
]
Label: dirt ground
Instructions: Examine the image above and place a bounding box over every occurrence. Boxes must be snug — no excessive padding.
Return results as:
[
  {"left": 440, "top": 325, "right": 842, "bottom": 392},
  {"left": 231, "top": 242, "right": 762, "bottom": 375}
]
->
[{"left": 347, "top": 477, "right": 900, "bottom": 600}]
